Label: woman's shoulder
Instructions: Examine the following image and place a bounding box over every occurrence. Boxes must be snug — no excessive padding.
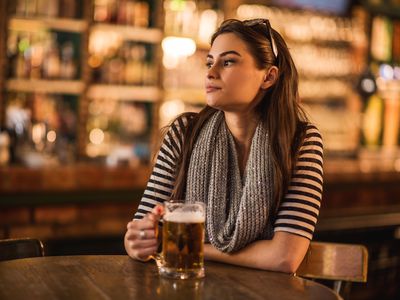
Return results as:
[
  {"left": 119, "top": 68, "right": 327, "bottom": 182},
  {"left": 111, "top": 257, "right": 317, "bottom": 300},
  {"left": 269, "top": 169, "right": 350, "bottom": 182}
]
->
[
  {"left": 163, "top": 112, "right": 198, "bottom": 150},
  {"left": 171, "top": 112, "right": 197, "bottom": 131},
  {"left": 298, "top": 122, "right": 323, "bottom": 157},
  {"left": 301, "top": 122, "right": 323, "bottom": 143}
]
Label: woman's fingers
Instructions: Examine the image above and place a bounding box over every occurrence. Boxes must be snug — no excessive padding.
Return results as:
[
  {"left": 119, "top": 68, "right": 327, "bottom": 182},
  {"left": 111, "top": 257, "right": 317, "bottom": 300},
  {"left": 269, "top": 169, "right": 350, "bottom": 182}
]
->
[
  {"left": 147, "top": 205, "right": 164, "bottom": 224},
  {"left": 125, "top": 229, "right": 158, "bottom": 261},
  {"left": 128, "top": 238, "right": 158, "bottom": 249},
  {"left": 133, "top": 245, "right": 159, "bottom": 261},
  {"left": 125, "top": 207, "right": 164, "bottom": 261},
  {"left": 151, "top": 205, "right": 165, "bottom": 217},
  {"left": 126, "top": 228, "right": 156, "bottom": 240},
  {"left": 127, "top": 218, "right": 154, "bottom": 231}
]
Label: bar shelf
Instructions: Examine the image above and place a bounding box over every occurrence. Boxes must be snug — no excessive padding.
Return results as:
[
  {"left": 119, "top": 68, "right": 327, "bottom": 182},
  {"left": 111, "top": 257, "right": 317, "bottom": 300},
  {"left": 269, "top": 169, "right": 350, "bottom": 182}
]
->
[
  {"left": 6, "top": 79, "right": 85, "bottom": 95},
  {"left": 9, "top": 16, "right": 88, "bottom": 33},
  {"left": 87, "top": 84, "right": 160, "bottom": 101},
  {"left": 91, "top": 23, "right": 162, "bottom": 44},
  {"left": 164, "top": 88, "right": 205, "bottom": 105}
]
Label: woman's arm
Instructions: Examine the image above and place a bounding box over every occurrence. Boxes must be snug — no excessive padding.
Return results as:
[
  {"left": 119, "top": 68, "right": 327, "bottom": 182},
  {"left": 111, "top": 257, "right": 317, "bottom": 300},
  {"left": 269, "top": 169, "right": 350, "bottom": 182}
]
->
[
  {"left": 205, "top": 125, "right": 323, "bottom": 273},
  {"left": 204, "top": 231, "right": 309, "bottom": 273},
  {"left": 133, "top": 116, "right": 189, "bottom": 220},
  {"left": 125, "top": 116, "right": 189, "bottom": 260}
]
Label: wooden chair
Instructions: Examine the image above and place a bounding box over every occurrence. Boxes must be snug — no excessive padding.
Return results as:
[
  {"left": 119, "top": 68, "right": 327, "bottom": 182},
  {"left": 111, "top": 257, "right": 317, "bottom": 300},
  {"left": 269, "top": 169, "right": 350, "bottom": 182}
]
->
[
  {"left": 296, "top": 241, "right": 368, "bottom": 297},
  {"left": 0, "top": 238, "right": 44, "bottom": 261}
]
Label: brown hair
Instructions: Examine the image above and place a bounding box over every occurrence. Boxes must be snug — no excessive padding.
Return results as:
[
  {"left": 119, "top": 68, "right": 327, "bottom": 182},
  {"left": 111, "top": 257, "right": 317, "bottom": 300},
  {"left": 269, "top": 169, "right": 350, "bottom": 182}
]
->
[{"left": 169, "top": 19, "right": 308, "bottom": 214}]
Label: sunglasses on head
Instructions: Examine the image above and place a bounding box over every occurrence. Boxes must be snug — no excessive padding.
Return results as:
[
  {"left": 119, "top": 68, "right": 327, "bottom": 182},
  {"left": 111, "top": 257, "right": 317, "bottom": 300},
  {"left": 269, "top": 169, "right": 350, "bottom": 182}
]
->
[{"left": 242, "top": 19, "right": 279, "bottom": 60}]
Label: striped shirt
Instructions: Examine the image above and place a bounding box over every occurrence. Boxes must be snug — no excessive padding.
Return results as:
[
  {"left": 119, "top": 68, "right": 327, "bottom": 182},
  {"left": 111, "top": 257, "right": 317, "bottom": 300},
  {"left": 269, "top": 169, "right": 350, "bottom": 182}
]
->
[{"left": 134, "top": 115, "right": 323, "bottom": 240}]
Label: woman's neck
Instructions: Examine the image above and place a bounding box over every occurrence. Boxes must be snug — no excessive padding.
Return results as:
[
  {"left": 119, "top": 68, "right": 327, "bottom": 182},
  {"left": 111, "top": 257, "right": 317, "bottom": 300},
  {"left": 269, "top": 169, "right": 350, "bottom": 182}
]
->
[{"left": 224, "top": 111, "right": 259, "bottom": 175}]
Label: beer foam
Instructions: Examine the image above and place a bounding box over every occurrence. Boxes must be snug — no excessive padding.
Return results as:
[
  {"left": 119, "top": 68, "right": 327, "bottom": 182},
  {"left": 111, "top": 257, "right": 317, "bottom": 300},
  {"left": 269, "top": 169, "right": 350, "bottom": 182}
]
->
[{"left": 164, "top": 211, "right": 205, "bottom": 223}]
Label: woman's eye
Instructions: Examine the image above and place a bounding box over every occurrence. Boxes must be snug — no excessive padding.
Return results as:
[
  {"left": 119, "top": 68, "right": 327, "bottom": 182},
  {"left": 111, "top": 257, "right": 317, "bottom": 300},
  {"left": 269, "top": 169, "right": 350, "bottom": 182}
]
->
[
  {"left": 206, "top": 61, "right": 213, "bottom": 69},
  {"left": 223, "top": 60, "right": 235, "bottom": 67}
]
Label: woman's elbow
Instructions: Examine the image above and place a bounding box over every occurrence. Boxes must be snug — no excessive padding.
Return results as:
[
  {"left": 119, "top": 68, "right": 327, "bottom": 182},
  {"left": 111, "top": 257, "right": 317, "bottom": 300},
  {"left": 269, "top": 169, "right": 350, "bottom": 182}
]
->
[
  {"left": 257, "top": 255, "right": 300, "bottom": 273},
  {"left": 279, "top": 259, "right": 300, "bottom": 274},
  {"left": 275, "top": 254, "right": 301, "bottom": 274}
]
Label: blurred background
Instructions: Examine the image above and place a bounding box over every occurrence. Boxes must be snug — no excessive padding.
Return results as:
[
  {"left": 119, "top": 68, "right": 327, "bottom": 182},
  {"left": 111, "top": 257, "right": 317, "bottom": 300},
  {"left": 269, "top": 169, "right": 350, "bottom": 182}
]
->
[{"left": 0, "top": 0, "right": 399, "bottom": 299}]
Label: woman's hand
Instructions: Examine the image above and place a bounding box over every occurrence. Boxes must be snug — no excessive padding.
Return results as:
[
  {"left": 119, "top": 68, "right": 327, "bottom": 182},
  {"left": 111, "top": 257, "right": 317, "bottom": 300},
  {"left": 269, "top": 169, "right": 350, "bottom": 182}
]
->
[{"left": 124, "top": 205, "right": 164, "bottom": 261}]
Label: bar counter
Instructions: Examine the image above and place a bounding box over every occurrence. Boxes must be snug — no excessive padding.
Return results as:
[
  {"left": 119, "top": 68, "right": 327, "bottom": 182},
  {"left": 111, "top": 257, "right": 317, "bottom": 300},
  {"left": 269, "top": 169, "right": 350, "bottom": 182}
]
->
[
  {"left": 2, "top": 158, "right": 400, "bottom": 232},
  {"left": 1, "top": 158, "right": 399, "bottom": 192},
  {"left": 2, "top": 159, "right": 400, "bottom": 211},
  {"left": 0, "top": 164, "right": 152, "bottom": 194}
]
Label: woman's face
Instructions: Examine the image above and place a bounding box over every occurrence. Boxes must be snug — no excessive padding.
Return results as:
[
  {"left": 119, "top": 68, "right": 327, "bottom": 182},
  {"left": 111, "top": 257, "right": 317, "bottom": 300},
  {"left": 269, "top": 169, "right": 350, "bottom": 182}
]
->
[{"left": 205, "top": 33, "right": 267, "bottom": 113}]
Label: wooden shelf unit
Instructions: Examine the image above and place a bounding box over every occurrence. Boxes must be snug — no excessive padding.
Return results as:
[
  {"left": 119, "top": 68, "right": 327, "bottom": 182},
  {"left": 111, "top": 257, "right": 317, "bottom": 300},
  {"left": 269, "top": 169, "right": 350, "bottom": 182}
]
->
[{"left": 0, "top": 0, "right": 164, "bottom": 162}]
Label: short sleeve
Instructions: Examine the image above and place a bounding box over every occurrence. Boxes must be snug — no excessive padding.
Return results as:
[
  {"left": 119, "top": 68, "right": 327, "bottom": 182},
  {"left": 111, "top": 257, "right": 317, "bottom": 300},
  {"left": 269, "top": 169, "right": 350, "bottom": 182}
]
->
[{"left": 273, "top": 124, "right": 323, "bottom": 240}]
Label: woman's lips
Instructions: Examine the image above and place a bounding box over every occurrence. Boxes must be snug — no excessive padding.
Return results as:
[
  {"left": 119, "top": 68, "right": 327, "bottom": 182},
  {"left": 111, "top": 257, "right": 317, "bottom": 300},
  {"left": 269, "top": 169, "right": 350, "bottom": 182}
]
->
[{"left": 206, "top": 86, "right": 221, "bottom": 93}]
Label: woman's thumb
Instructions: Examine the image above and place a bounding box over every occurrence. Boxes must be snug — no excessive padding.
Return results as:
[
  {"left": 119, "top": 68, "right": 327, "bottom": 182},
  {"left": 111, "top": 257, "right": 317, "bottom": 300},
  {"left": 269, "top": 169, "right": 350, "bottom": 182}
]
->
[{"left": 148, "top": 204, "right": 164, "bottom": 223}]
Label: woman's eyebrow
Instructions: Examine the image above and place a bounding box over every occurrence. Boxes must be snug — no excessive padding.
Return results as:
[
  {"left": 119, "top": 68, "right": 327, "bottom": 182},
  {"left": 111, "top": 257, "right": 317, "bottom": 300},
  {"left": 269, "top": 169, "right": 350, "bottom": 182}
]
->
[{"left": 207, "top": 50, "right": 242, "bottom": 59}]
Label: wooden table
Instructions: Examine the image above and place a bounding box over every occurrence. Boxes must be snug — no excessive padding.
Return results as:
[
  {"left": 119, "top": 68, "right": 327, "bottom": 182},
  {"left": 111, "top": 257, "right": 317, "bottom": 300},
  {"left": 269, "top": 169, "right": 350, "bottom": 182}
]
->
[{"left": 0, "top": 255, "right": 341, "bottom": 300}]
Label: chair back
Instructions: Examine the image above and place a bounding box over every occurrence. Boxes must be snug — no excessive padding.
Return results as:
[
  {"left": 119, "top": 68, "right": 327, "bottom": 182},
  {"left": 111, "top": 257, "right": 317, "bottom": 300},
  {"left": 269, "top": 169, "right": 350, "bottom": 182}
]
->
[
  {"left": 296, "top": 242, "right": 368, "bottom": 282},
  {"left": 0, "top": 238, "right": 44, "bottom": 261},
  {"left": 297, "top": 241, "right": 368, "bottom": 283}
]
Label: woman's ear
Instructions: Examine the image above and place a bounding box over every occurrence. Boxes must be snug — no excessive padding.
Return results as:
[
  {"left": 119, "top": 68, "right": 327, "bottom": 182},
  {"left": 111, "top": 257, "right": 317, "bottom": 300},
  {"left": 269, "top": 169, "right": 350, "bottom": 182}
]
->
[{"left": 261, "top": 66, "right": 279, "bottom": 90}]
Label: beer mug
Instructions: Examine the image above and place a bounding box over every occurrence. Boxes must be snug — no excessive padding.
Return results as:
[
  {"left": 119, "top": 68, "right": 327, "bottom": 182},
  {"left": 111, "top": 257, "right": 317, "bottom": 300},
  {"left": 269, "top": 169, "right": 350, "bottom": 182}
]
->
[{"left": 155, "top": 201, "right": 205, "bottom": 279}]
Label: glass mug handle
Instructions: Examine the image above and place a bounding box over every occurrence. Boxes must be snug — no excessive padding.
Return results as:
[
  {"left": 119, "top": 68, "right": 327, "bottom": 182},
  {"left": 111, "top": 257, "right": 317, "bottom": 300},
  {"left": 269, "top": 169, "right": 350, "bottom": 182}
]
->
[
  {"left": 141, "top": 205, "right": 163, "bottom": 267},
  {"left": 149, "top": 212, "right": 163, "bottom": 269},
  {"left": 149, "top": 253, "right": 163, "bottom": 269}
]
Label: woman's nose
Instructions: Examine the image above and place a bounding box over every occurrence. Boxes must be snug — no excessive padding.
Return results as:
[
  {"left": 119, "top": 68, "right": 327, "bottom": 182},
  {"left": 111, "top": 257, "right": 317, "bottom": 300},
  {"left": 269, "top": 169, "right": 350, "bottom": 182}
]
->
[{"left": 206, "top": 64, "right": 218, "bottom": 79}]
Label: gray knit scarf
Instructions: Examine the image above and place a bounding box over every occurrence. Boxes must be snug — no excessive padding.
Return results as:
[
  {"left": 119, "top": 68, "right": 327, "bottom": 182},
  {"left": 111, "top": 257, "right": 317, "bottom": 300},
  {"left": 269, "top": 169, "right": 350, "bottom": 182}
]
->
[{"left": 185, "top": 111, "right": 275, "bottom": 253}]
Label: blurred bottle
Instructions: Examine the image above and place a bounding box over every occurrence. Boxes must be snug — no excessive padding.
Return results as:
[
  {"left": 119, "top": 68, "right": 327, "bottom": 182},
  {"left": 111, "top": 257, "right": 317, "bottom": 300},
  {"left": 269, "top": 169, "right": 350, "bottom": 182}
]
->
[
  {"left": 142, "top": 62, "right": 156, "bottom": 85},
  {"left": 5, "top": 93, "right": 32, "bottom": 164},
  {"left": 108, "top": 48, "right": 125, "bottom": 84},
  {"left": 126, "top": 0, "right": 136, "bottom": 26},
  {"left": 108, "top": 0, "right": 118, "bottom": 23},
  {"left": 42, "top": 34, "right": 61, "bottom": 79},
  {"left": 0, "top": 131, "right": 11, "bottom": 166},
  {"left": 117, "top": 0, "right": 128, "bottom": 25},
  {"left": 94, "top": 0, "right": 110, "bottom": 22},
  {"left": 37, "top": 0, "right": 59, "bottom": 17},
  {"left": 59, "top": 0, "right": 76, "bottom": 18},
  {"left": 371, "top": 16, "right": 392, "bottom": 62},
  {"left": 16, "top": 0, "right": 60, "bottom": 17},
  {"left": 392, "top": 20, "right": 400, "bottom": 64},
  {"left": 133, "top": 1, "right": 149, "bottom": 27},
  {"left": 89, "top": 54, "right": 103, "bottom": 82},
  {"left": 361, "top": 94, "right": 384, "bottom": 147},
  {"left": 13, "top": 35, "right": 28, "bottom": 78},
  {"left": 19, "top": 0, "right": 38, "bottom": 16},
  {"left": 125, "top": 44, "right": 139, "bottom": 84},
  {"left": 60, "top": 41, "right": 77, "bottom": 79},
  {"left": 22, "top": 36, "right": 33, "bottom": 79},
  {"left": 164, "top": 0, "right": 197, "bottom": 36},
  {"left": 92, "top": 0, "right": 150, "bottom": 26},
  {"left": 382, "top": 97, "right": 400, "bottom": 150},
  {"left": 126, "top": 44, "right": 146, "bottom": 85},
  {"left": 30, "top": 35, "right": 45, "bottom": 79}
]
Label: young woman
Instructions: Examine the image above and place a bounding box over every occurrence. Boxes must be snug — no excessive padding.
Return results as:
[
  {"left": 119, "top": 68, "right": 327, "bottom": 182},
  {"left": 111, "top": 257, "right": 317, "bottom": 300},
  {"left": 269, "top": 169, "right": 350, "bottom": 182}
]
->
[{"left": 124, "top": 19, "right": 323, "bottom": 273}]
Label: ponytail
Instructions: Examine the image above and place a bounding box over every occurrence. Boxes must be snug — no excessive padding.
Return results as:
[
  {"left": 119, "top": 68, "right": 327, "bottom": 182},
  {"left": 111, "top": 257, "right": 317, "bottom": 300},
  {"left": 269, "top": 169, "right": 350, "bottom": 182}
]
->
[{"left": 260, "top": 28, "right": 308, "bottom": 213}]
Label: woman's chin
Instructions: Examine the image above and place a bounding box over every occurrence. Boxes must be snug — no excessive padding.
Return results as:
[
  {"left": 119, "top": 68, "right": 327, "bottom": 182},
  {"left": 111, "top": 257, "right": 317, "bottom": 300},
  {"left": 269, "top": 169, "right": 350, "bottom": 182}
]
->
[{"left": 206, "top": 98, "right": 221, "bottom": 109}]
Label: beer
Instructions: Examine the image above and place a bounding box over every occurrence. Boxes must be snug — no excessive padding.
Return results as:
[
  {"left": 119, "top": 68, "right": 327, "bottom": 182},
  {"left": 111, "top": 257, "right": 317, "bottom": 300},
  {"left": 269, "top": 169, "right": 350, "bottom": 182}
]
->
[
  {"left": 162, "top": 213, "right": 204, "bottom": 270},
  {"left": 158, "top": 202, "right": 205, "bottom": 279}
]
